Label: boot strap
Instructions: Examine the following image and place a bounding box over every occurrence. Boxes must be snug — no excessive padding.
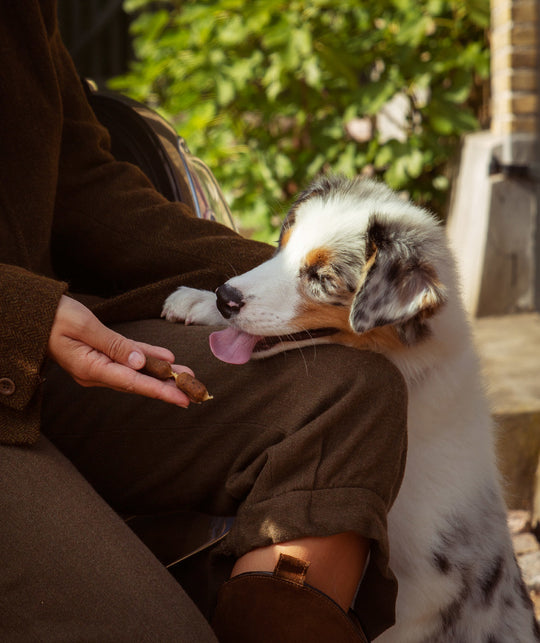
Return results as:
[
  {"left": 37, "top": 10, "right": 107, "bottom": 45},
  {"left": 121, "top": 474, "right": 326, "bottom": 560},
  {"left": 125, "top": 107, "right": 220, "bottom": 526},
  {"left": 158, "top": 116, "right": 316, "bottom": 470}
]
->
[
  {"left": 273, "top": 553, "right": 310, "bottom": 585},
  {"left": 212, "top": 554, "right": 370, "bottom": 641}
]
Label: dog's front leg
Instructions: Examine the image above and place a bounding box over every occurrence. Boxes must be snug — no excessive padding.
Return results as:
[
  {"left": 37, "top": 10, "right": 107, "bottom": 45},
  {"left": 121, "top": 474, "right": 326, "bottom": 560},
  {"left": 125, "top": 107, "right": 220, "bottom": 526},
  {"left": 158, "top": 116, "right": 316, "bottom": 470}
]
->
[{"left": 162, "top": 287, "right": 224, "bottom": 326}]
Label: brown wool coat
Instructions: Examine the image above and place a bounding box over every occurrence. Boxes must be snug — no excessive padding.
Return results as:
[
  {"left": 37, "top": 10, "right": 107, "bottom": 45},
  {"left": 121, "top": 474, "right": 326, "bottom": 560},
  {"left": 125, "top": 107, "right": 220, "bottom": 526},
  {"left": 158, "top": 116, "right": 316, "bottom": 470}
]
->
[{"left": 0, "top": 0, "right": 273, "bottom": 446}]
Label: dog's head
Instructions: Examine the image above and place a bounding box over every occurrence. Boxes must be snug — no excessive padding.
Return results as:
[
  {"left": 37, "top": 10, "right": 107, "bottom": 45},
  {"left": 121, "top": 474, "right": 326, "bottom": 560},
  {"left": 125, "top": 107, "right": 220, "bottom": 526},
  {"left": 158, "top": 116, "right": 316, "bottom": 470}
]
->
[{"left": 210, "top": 176, "right": 451, "bottom": 364}]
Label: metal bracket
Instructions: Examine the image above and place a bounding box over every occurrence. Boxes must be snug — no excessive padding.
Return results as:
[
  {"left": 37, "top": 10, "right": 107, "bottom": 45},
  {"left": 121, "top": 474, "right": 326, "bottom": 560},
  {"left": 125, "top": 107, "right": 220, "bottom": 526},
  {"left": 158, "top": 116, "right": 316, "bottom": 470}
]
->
[{"left": 489, "top": 156, "right": 540, "bottom": 182}]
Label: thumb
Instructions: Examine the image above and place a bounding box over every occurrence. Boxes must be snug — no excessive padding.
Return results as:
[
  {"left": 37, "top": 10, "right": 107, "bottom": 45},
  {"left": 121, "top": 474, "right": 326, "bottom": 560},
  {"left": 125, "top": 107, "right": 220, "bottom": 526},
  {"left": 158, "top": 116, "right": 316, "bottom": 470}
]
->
[
  {"left": 52, "top": 296, "right": 148, "bottom": 371},
  {"left": 106, "top": 333, "right": 146, "bottom": 369},
  {"left": 84, "top": 318, "right": 146, "bottom": 370},
  {"left": 126, "top": 347, "right": 146, "bottom": 370}
]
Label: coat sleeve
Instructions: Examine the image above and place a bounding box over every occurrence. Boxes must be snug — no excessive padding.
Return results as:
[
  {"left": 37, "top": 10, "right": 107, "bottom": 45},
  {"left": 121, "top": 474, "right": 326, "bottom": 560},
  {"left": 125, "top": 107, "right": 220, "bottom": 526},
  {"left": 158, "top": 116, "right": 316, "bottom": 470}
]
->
[
  {"left": 50, "top": 24, "right": 274, "bottom": 300},
  {"left": 0, "top": 264, "right": 67, "bottom": 443},
  {"left": 0, "top": 265, "right": 67, "bottom": 412}
]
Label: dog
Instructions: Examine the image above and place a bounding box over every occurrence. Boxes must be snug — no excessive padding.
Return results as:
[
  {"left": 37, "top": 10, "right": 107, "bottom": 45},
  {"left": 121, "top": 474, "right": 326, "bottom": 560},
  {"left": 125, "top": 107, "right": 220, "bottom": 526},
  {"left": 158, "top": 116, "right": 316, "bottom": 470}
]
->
[{"left": 162, "top": 175, "right": 539, "bottom": 642}]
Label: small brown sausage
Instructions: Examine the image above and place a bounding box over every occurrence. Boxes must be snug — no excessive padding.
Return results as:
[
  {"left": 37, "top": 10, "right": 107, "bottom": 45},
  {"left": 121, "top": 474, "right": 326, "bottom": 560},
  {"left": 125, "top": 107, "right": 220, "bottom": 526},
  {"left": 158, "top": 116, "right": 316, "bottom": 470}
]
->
[
  {"left": 172, "top": 371, "right": 213, "bottom": 404},
  {"left": 142, "top": 355, "right": 174, "bottom": 380},
  {"left": 142, "top": 355, "right": 212, "bottom": 403}
]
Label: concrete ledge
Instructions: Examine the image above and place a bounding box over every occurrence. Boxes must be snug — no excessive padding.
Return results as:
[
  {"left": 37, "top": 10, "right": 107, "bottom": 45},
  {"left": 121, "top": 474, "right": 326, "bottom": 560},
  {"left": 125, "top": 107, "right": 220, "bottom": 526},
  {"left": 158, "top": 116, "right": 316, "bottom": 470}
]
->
[{"left": 447, "top": 131, "right": 539, "bottom": 317}]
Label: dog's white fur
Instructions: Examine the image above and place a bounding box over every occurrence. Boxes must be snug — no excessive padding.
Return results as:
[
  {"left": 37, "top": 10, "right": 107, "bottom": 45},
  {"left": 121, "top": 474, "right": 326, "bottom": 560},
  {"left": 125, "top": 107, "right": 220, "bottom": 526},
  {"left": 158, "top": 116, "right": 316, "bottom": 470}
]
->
[{"left": 162, "top": 176, "right": 539, "bottom": 642}]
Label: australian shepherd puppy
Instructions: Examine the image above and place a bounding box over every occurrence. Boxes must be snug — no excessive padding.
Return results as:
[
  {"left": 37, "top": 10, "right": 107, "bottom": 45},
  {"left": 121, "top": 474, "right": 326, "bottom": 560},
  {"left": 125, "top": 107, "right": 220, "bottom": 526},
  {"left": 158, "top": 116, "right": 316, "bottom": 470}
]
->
[{"left": 162, "top": 176, "right": 539, "bottom": 642}]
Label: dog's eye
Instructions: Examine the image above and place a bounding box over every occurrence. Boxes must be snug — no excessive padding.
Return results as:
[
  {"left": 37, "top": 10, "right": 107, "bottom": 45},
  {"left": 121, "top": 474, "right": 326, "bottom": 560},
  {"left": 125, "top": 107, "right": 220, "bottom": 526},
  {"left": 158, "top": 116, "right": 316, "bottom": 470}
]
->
[
  {"left": 301, "top": 263, "right": 343, "bottom": 298},
  {"left": 304, "top": 265, "right": 323, "bottom": 282},
  {"left": 301, "top": 262, "right": 332, "bottom": 285},
  {"left": 301, "top": 257, "right": 358, "bottom": 303}
]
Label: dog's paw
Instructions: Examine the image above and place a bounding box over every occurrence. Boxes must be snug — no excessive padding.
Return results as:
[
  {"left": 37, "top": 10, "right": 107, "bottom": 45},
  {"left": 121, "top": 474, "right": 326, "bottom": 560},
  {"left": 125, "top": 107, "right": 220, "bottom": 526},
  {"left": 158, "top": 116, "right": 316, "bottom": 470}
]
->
[{"left": 162, "top": 287, "right": 223, "bottom": 325}]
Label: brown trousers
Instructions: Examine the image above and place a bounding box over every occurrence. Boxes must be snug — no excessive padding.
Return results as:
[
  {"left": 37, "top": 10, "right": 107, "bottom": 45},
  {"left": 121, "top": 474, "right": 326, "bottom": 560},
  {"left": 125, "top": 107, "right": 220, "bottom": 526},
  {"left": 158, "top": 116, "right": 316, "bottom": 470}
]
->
[{"left": 0, "top": 321, "right": 407, "bottom": 641}]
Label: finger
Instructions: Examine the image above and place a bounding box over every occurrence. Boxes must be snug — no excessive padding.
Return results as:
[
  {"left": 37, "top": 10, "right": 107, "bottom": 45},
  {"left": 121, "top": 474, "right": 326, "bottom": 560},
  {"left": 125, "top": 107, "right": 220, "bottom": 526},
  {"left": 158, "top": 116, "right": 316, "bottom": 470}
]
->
[
  {"left": 126, "top": 371, "right": 193, "bottom": 407},
  {"left": 78, "top": 363, "right": 192, "bottom": 407},
  {"left": 132, "top": 341, "right": 176, "bottom": 365},
  {"left": 171, "top": 364, "right": 195, "bottom": 378},
  {"left": 79, "top": 319, "right": 178, "bottom": 372},
  {"left": 132, "top": 344, "right": 198, "bottom": 379},
  {"left": 78, "top": 316, "right": 147, "bottom": 370}
]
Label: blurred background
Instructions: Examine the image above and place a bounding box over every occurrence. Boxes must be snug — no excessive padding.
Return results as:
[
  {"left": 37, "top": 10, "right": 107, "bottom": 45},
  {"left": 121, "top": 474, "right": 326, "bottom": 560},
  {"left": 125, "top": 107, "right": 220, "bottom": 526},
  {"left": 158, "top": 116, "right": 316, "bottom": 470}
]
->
[{"left": 57, "top": 0, "right": 490, "bottom": 241}]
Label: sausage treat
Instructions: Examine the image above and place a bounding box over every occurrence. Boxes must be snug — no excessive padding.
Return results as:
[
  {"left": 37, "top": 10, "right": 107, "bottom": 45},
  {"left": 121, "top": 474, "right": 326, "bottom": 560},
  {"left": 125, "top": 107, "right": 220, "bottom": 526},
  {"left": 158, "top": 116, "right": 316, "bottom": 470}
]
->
[{"left": 142, "top": 355, "right": 213, "bottom": 404}]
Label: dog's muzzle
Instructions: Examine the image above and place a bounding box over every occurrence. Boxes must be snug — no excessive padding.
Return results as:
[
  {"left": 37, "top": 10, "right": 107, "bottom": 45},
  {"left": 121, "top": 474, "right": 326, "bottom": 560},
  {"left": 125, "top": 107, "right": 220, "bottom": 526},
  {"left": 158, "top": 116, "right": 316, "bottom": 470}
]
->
[{"left": 216, "top": 283, "right": 245, "bottom": 319}]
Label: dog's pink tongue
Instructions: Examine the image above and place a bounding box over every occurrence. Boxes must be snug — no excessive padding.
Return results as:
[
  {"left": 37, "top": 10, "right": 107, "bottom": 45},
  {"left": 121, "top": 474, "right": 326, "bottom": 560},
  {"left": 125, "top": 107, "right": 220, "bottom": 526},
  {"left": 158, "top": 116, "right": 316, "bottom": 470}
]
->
[{"left": 209, "top": 328, "right": 262, "bottom": 364}]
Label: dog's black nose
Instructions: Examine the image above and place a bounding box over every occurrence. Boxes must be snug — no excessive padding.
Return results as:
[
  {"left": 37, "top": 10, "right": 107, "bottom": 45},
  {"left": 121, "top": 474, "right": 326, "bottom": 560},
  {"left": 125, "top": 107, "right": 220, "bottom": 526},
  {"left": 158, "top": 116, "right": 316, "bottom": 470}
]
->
[{"left": 215, "top": 284, "right": 245, "bottom": 319}]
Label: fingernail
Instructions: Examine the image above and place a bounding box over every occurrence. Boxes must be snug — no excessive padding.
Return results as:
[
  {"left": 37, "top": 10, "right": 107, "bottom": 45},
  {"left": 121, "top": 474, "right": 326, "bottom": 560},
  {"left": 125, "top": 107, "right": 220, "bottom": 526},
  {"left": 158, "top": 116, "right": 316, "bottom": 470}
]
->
[{"left": 128, "top": 351, "right": 145, "bottom": 369}]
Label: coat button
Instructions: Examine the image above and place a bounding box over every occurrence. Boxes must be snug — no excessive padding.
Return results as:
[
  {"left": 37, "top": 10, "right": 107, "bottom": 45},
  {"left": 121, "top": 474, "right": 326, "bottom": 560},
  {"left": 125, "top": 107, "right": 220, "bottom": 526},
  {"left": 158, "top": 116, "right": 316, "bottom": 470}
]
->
[{"left": 0, "top": 378, "right": 16, "bottom": 396}]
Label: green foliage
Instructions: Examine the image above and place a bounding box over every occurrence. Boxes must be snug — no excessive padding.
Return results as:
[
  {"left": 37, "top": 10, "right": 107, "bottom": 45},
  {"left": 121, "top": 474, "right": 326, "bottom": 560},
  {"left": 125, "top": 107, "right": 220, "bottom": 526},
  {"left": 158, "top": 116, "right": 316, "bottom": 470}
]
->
[{"left": 112, "top": 0, "right": 490, "bottom": 240}]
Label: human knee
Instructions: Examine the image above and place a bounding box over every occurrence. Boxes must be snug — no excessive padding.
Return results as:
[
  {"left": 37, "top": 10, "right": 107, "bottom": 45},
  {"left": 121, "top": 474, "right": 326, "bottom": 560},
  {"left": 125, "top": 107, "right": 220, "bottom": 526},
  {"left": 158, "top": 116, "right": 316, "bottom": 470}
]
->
[
  {"left": 293, "top": 346, "right": 408, "bottom": 502},
  {"left": 285, "top": 345, "right": 407, "bottom": 443}
]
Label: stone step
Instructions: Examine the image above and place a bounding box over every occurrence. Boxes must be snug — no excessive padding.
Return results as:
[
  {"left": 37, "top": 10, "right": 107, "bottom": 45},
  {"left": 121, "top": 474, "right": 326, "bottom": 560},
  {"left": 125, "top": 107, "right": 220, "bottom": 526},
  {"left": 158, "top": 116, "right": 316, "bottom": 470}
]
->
[
  {"left": 509, "top": 509, "right": 540, "bottom": 617},
  {"left": 472, "top": 313, "right": 540, "bottom": 511}
]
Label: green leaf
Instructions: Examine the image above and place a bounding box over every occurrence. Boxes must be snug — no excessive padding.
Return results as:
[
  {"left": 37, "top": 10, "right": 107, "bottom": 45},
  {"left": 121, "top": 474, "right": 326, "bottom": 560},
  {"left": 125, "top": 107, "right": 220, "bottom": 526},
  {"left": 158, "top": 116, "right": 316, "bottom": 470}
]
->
[
  {"left": 384, "top": 148, "right": 424, "bottom": 188},
  {"left": 374, "top": 144, "right": 395, "bottom": 169},
  {"left": 465, "top": 0, "right": 490, "bottom": 28},
  {"left": 218, "top": 15, "right": 249, "bottom": 46},
  {"left": 113, "top": 0, "right": 490, "bottom": 241},
  {"left": 216, "top": 77, "right": 235, "bottom": 105},
  {"left": 442, "top": 70, "right": 472, "bottom": 104}
]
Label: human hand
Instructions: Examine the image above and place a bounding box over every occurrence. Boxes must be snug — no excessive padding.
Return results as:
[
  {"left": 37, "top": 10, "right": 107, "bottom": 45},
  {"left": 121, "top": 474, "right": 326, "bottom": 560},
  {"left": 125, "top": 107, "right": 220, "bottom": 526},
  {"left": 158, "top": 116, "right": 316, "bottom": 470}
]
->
[{"left": 47, "top": 295, "right": 193, "bottom": 407}]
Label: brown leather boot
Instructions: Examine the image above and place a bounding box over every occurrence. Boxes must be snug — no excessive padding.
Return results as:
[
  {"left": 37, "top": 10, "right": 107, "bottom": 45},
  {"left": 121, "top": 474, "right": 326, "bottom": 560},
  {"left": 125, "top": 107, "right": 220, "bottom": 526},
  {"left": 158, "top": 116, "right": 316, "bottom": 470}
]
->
[{"left": 211, "top": 553, "right": 369, "bottom": 642}]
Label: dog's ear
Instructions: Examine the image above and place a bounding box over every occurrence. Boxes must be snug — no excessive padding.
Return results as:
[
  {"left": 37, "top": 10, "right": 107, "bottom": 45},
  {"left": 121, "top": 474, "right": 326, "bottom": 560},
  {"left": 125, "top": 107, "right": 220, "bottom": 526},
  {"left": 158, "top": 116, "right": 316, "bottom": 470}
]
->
[{"left": 350, "top": 217, "right": 447, "bottom": 345}]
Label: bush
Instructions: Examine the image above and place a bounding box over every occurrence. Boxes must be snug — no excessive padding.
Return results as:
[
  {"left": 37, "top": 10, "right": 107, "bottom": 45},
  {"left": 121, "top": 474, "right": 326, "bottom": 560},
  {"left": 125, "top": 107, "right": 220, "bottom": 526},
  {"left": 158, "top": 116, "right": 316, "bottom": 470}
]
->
[{"left": 112, "top": 0, "right": 490, "bottom": 240}]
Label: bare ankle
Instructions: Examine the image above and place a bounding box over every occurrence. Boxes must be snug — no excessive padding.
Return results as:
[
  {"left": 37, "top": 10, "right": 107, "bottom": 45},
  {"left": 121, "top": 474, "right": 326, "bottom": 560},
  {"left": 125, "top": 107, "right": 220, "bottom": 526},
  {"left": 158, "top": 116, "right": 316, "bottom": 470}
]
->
[{"left": 231, "top": 531, "right": 369, "bottom": 611}]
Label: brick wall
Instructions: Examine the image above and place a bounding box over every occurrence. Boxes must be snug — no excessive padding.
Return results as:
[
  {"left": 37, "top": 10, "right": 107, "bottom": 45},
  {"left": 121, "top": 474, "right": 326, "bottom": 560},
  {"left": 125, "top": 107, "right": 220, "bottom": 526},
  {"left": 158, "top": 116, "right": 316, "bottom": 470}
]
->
[{"left": 491, "top": 0, "right": 539, "bottom": 135}]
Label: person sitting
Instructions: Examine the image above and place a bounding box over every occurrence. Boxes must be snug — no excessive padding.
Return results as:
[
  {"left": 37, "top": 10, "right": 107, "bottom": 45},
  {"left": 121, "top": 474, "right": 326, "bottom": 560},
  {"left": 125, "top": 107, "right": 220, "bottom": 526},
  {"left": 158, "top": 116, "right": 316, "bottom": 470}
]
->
[{"left": 0, "top": 2, "right": 408, "bottom": 641}]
